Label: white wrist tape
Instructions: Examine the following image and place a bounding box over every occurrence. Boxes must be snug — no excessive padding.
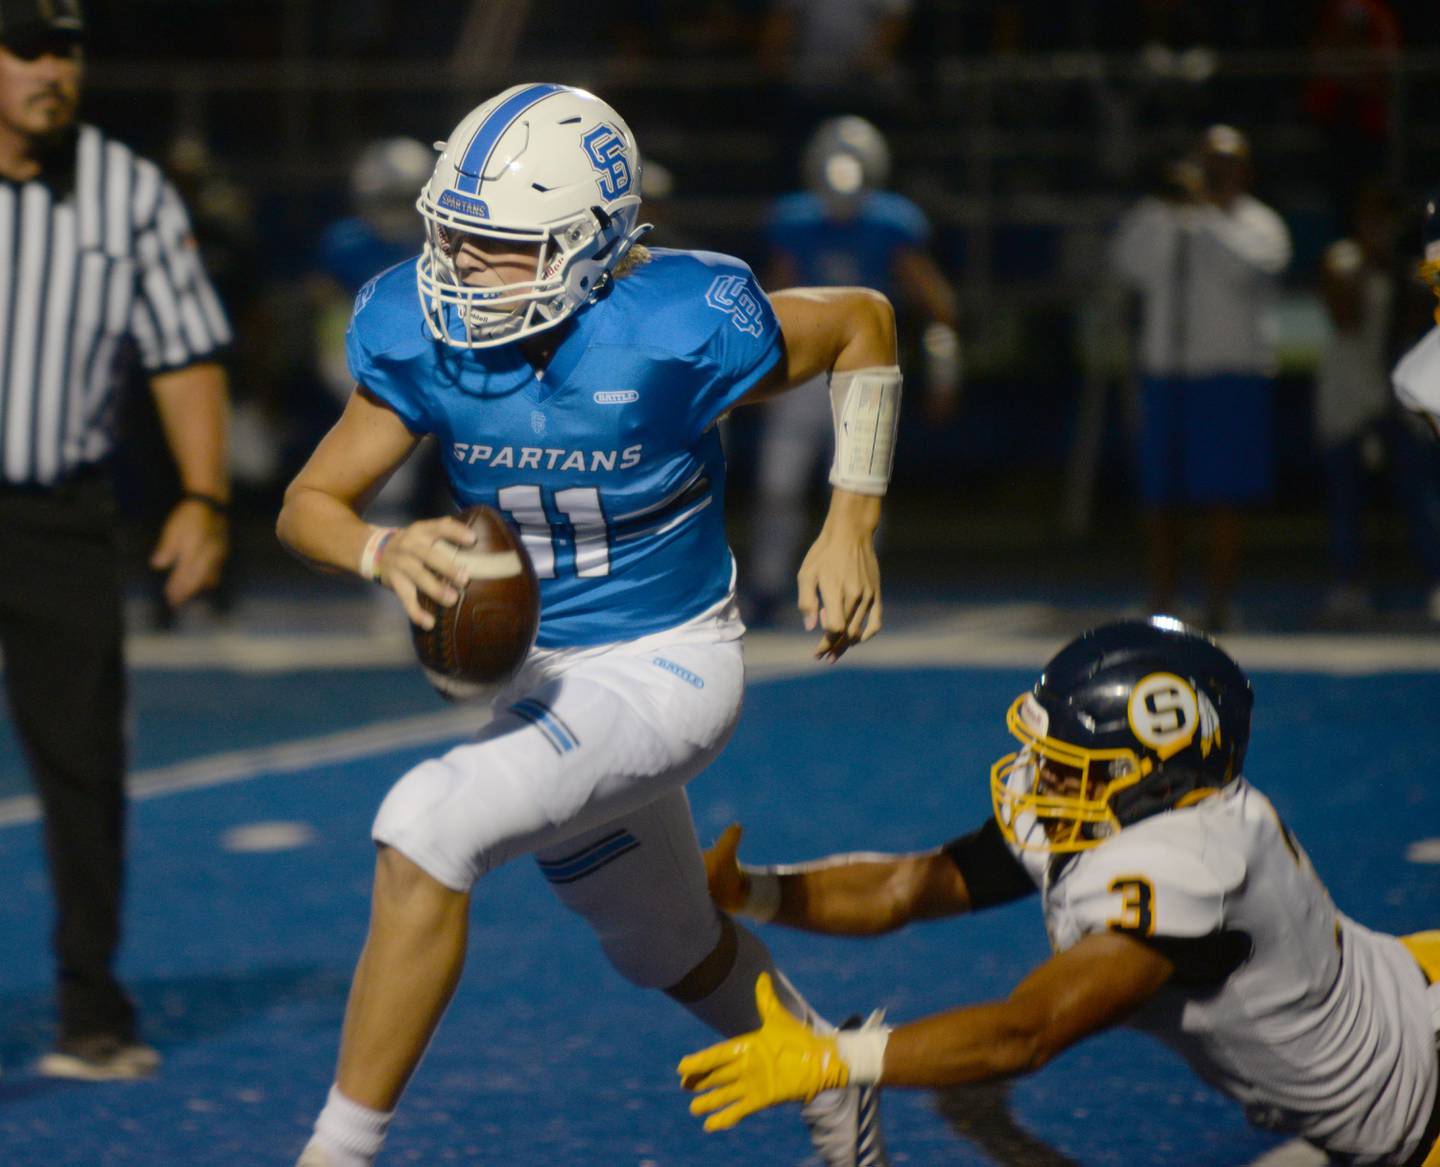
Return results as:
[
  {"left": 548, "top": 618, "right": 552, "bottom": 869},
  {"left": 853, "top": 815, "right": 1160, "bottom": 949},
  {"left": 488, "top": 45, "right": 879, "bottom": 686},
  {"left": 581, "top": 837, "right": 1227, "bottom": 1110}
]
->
[
  {"left": 922, "top": 323, "right": 962, "bottom": 396},
  {"left": 829, "top": 365, "right": 902, "bottom": 496},
  {"left": 737, "top": 866, "right": 782, "bottom": 923},
  {"left": 359, "top": 526, "right": 398, "bottom": 583},
  {"left": 836, "top": 1024, "right": 891, "bottom": 1085}
]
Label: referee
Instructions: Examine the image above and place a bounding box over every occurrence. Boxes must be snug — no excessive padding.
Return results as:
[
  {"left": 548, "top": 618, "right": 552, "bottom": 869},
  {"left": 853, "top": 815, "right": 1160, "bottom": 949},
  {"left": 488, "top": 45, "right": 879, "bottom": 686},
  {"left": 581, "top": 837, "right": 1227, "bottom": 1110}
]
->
[{"left": 0, "top": 1, "right": 231, "bottom": 1078}]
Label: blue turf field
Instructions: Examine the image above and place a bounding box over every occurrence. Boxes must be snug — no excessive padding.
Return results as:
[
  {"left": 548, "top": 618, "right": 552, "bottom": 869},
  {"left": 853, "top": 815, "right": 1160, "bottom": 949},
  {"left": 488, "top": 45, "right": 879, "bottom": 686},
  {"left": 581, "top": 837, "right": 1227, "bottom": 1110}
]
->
[{"left": 0, "top": 655, "right": 1437, "bottom": 1166}]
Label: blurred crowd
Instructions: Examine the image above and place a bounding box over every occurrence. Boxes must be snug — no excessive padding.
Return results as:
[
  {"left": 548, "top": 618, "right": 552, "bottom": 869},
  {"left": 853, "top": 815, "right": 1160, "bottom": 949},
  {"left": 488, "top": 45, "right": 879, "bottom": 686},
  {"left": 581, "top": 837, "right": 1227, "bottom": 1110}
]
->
[{"left": 92, "top": 0, "right": 1440, "bottom": 628}]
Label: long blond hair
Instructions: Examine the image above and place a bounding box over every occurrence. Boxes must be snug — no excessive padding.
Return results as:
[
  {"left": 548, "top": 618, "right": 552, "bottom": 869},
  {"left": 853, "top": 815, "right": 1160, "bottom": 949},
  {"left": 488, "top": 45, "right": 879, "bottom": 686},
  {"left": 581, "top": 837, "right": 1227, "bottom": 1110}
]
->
[{"left": 614, "top": 242, "right": 652, "bottom": 280}]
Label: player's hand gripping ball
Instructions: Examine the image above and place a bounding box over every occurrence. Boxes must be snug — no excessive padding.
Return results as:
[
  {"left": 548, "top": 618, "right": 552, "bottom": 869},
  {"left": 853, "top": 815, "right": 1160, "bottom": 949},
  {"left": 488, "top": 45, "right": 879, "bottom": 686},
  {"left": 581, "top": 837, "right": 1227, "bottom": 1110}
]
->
[{"left": 412, "top": 505, "right": 539, "bottom": 701}]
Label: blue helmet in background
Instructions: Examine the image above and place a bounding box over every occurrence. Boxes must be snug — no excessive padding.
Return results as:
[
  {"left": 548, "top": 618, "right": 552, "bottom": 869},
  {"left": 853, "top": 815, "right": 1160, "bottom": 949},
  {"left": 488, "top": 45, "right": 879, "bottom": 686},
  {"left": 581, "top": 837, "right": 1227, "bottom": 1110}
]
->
[{"left": 991, "top": 617, "right": 1253, "bottom": 852}]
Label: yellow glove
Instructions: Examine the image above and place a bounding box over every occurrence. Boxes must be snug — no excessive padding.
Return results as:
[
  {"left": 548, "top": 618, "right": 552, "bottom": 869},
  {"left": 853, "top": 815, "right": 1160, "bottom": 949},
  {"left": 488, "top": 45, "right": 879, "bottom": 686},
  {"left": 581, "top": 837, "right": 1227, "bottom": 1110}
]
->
[{"left": 677, "top": 972, "right": 852, "bottom": 1132}]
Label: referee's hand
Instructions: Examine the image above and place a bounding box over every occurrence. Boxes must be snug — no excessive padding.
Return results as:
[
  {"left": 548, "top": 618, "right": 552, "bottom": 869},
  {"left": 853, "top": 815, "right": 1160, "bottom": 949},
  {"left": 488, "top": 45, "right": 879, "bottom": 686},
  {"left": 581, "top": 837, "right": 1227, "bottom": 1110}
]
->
[{"left": 151, "top": 497, "right": 228, "bottom": 607}]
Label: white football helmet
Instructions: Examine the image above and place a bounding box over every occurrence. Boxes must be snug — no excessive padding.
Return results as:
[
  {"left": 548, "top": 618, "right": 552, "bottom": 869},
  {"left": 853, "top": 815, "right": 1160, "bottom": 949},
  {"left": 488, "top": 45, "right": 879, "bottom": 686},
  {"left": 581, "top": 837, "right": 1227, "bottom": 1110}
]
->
[
  {"left": 416, "top": 83, "right": 649, "bottom": 348},
  {"left": 802, "top": 116, "right": 891, "bottom": 220},
  {"left": 351, "top": 137, "right": 434, "bottom": 245}
]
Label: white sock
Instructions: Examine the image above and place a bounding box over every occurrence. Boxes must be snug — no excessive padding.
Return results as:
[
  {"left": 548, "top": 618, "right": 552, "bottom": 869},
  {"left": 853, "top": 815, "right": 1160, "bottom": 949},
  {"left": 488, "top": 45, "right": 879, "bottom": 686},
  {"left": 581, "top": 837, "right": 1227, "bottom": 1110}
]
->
[
  {"left": 681, "top": 918, "right": 832, "bottom": 1036},
  {"left": 311, "top": 1085, "right": 392, "bottom": 1166}
]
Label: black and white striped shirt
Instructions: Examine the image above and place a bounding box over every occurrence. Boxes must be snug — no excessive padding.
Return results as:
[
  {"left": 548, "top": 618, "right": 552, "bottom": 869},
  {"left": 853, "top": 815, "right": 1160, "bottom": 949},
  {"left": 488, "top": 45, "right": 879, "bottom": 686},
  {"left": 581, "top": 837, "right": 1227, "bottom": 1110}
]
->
[{"left": 0, "top": 123, "right": 231, "bottom": 486}]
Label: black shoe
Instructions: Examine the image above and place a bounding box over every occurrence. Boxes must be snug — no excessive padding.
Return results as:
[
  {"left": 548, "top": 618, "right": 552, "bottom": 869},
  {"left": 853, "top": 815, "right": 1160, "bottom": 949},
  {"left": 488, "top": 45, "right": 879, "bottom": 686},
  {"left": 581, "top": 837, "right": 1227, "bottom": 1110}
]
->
[{"left": 38, "top": 1034, "right": 161, "bottom": 1080}]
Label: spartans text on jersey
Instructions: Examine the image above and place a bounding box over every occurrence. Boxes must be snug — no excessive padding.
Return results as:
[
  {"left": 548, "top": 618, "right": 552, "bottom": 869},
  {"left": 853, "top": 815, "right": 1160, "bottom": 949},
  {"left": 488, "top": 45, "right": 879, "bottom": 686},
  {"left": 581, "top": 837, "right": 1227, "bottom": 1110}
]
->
[{"left": 450, "top": 442, "right": 644, "bottom": 472}]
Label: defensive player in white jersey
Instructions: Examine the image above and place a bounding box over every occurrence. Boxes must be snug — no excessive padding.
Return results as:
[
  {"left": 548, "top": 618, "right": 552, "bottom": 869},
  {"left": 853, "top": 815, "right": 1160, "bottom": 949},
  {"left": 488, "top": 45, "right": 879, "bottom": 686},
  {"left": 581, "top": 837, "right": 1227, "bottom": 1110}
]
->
[
  {"left": 681, "top": 618, "right": 1440, "bottom": 1166},
  {"left": 277, "top": 83, "right": 900, "bottom": 1167},
  {"left": 1395, "top": 189, "right": 1440, "bottom": 433}
]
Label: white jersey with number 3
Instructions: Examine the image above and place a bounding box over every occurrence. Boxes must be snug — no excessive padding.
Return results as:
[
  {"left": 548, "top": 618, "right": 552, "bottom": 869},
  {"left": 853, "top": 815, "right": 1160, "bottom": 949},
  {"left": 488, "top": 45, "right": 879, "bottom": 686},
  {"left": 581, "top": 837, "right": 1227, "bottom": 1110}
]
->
[{"left": 1030, "top": 779, "right": 1437, "bottom": 1164}]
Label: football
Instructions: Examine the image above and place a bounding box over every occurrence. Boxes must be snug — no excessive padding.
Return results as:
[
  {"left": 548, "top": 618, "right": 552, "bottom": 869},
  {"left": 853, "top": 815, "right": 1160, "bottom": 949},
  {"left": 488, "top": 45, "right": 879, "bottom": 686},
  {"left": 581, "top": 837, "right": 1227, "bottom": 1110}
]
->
[{"left": 412, "top": 505, "right": 540, "bottom": 701}]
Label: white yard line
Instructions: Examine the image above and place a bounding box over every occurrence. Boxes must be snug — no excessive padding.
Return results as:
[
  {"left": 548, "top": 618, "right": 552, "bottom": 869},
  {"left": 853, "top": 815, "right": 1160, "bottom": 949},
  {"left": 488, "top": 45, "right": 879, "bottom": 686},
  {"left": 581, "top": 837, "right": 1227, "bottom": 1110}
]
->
[{"left": 4, "top": 620, "right": 1440, "bottom": 830}]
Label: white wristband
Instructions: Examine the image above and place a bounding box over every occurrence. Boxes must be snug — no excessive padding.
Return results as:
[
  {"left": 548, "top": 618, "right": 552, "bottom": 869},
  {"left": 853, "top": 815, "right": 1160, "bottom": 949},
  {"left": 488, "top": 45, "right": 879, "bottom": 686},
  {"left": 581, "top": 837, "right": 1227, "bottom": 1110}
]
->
[
  {"left": 737, "top": 866, "right": 781, "bottom": 923},
  {"left": 359, "top": 526, "right": 398, "bottom": 583},
  {"left": 829, "top": 365, "right": 902, "bottom": 496},
  {"left": 836, "top": 1024, "right": 891, "bottom": 1085}
]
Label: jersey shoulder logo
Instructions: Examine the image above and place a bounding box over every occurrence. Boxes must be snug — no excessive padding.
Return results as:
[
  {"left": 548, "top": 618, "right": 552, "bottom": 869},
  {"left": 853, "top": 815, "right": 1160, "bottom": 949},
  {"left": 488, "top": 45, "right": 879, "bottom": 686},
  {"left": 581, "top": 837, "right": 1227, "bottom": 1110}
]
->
[
  {"left": 353, "top": 275, "right": 379, "bottom": 318},
  {"left": 705, "top": 273, "right": 765, "bottom": 337},
  {"left": 593, "top": 390, "right": 639, "bottom": 404}
]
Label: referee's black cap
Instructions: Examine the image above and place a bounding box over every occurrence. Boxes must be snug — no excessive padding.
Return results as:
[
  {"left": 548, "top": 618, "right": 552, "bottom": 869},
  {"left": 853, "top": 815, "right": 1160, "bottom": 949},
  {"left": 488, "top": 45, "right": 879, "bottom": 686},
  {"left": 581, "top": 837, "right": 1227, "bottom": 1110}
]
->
[{"left": 0, "top": 0, "right": 84, "bottom": 57}]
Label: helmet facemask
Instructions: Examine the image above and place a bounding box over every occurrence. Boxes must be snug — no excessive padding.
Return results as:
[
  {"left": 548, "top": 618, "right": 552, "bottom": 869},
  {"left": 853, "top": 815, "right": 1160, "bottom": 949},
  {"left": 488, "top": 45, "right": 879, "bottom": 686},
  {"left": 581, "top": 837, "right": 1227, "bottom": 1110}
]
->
[
  {"left": 991, "top": 694, "right": 1151, "bottom": 853},
  {"left": 416, "top": 199, "right": 631, "bottom": 349}
]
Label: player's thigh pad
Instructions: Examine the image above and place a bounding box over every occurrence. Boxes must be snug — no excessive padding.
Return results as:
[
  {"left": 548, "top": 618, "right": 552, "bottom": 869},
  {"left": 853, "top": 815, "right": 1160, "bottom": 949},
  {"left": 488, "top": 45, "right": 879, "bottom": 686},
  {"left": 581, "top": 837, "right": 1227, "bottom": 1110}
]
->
[
  {"left": 372, "top": 637, "right": 743, "bottom": 891},
  {"left": 536, "top": 787, "right": 720, "bottom": 989}
]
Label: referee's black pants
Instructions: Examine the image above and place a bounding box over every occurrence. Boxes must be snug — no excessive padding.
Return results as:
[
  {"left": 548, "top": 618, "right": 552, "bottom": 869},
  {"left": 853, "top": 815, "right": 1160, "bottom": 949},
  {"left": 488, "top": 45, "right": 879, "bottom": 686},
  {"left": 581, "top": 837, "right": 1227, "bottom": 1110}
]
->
[{"left": 0, "top": 473, "right": 136, "bottom": 1043}]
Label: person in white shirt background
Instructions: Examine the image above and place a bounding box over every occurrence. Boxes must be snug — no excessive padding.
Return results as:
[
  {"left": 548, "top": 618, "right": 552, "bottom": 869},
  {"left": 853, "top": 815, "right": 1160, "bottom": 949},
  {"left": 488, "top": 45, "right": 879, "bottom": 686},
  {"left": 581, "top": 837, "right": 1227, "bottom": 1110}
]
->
[{"left": 1112, "top": 125, "right": 1291, "bottom": 630}]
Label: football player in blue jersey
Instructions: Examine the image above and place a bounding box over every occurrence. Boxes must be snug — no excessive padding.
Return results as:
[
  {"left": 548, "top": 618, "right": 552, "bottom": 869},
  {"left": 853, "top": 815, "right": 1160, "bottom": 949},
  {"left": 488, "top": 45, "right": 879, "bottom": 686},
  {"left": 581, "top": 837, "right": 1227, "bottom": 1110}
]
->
[
  {"left": 277, "top": 84, "right": 901, "bottom": 1167},
  {"left": 746, "top": 115, "right": 959, "bottom": 626}
]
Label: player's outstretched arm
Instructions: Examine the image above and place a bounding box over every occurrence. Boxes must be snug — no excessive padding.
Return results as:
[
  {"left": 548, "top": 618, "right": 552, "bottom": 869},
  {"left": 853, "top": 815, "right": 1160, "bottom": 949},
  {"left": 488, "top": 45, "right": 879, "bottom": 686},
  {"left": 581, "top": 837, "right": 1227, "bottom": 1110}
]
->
[
  {"left": 276, "top": 386, "right": 477, "bottom": 630},
  {"left": 705, "top": 823, "right": 973, "bottom": 934},
  {"left": 755, "top": 287, "right": 898, "bottom": 659},
  {"left": 679, "top": 934, "right": 1174, "bottom": 1131}
]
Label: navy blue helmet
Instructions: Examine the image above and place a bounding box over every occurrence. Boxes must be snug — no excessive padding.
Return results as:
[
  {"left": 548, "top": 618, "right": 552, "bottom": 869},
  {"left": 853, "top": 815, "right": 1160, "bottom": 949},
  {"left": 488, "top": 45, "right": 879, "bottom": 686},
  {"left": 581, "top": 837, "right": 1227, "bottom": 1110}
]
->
[{"left": 991, "top": 617, "right": 1253, "bottom": 852}]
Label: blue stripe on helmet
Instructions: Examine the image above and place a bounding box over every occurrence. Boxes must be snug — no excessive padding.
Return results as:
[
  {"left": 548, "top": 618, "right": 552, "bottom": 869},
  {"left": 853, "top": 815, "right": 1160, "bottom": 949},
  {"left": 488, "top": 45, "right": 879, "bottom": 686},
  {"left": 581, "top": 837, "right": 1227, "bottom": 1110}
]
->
[{"left": 455, "top": 83, "right": 567, "bottom": 195}]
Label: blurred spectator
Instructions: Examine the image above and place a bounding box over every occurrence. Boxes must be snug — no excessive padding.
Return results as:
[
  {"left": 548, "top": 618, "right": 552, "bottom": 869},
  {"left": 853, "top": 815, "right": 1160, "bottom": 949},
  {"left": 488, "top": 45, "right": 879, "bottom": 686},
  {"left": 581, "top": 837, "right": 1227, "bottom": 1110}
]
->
[
  {"left": 1112, "top": 125, "right": 1291, "bottom": 630},
  {"left": 1315, "top": 184, "right": 1440, "bottom": 624},
  {"left": 744, "top": 115, "right": 960, "bottom": 626},
  {"left": 759, "top": 0, "right": 913, "bottom": 152},
  {"left": 306, "top": 137, "right": 436, "bottom": 546},
  {"left": 1305, "top": 0, "right": 1400, "bottom": 223}
]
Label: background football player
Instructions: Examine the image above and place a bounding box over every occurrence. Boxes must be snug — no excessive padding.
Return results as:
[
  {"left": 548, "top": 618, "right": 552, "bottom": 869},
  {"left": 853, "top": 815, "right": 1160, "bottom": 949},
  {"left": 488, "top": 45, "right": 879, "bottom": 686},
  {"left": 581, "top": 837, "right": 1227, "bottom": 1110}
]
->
[
  {"left": 277, "top": 83, "right": 901, "bottom": 1167},
  {"left": 681, "top": 618, "right": 1440, "bottom": 1167},
  {"left": 744, "top": 114, "right": 960, "bottom": 627}
]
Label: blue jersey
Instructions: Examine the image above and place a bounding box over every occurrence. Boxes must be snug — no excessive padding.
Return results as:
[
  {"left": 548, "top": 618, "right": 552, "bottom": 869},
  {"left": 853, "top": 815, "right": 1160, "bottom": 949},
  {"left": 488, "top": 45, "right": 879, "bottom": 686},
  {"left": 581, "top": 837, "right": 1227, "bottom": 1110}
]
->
[
  {"left": 347, "top": 248, "right": 783, "bottom": 648},
  {"left": 315, "top": 217, "right": 419, "bottom": 293},
  {"left": 767, "top": 190, "right": 929, "bottom": 296}
]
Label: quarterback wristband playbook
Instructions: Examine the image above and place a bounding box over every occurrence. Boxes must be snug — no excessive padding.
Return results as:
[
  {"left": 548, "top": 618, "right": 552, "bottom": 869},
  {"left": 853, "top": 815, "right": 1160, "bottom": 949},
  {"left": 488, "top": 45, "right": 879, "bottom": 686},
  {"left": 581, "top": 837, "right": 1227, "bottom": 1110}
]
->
[
  {"left": 828, "top": 365, "right": 903, "bottom": 496},
  {"left": 359, "top": 526, "right": 398, "bottom": 583}
]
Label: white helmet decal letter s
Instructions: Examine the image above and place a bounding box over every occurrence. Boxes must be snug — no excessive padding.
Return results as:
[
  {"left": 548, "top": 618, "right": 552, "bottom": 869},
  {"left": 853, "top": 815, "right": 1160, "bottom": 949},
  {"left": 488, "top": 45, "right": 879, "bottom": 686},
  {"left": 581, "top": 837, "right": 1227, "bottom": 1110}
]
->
[
  {"left": 581, "top": 123, "right": 634, "bottom": 201},
  {"left": 1127, "top": 672, "right": 1200, "bottom": 756}
]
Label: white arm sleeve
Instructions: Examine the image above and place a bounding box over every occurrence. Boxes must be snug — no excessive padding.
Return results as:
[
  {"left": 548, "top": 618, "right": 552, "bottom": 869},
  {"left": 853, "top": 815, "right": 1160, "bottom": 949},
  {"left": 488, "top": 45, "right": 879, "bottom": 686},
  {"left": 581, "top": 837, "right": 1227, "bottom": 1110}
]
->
[{"left": 828, "top": 365, "right": 903, "bottom": 496}]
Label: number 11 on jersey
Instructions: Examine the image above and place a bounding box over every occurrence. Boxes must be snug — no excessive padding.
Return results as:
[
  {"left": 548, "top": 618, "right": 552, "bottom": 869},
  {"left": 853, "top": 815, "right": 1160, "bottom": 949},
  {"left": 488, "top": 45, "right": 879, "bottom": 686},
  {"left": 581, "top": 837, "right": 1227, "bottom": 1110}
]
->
[{"left": 497, "top": 484, "right": 611, "bottom": 579}]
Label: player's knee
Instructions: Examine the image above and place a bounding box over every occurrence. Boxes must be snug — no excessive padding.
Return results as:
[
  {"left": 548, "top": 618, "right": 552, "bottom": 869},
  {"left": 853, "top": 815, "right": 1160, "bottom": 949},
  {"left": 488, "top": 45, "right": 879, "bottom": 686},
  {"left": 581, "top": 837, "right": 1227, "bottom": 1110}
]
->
[
  {"left": 374, "top": 760, "right": 444, "bottom": 843},
  {"left": 373, "top": 844, "right": 458, "bottom": 910},
  {"left": 371, "top": 757, "right": 486, "bottom": 892}
]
